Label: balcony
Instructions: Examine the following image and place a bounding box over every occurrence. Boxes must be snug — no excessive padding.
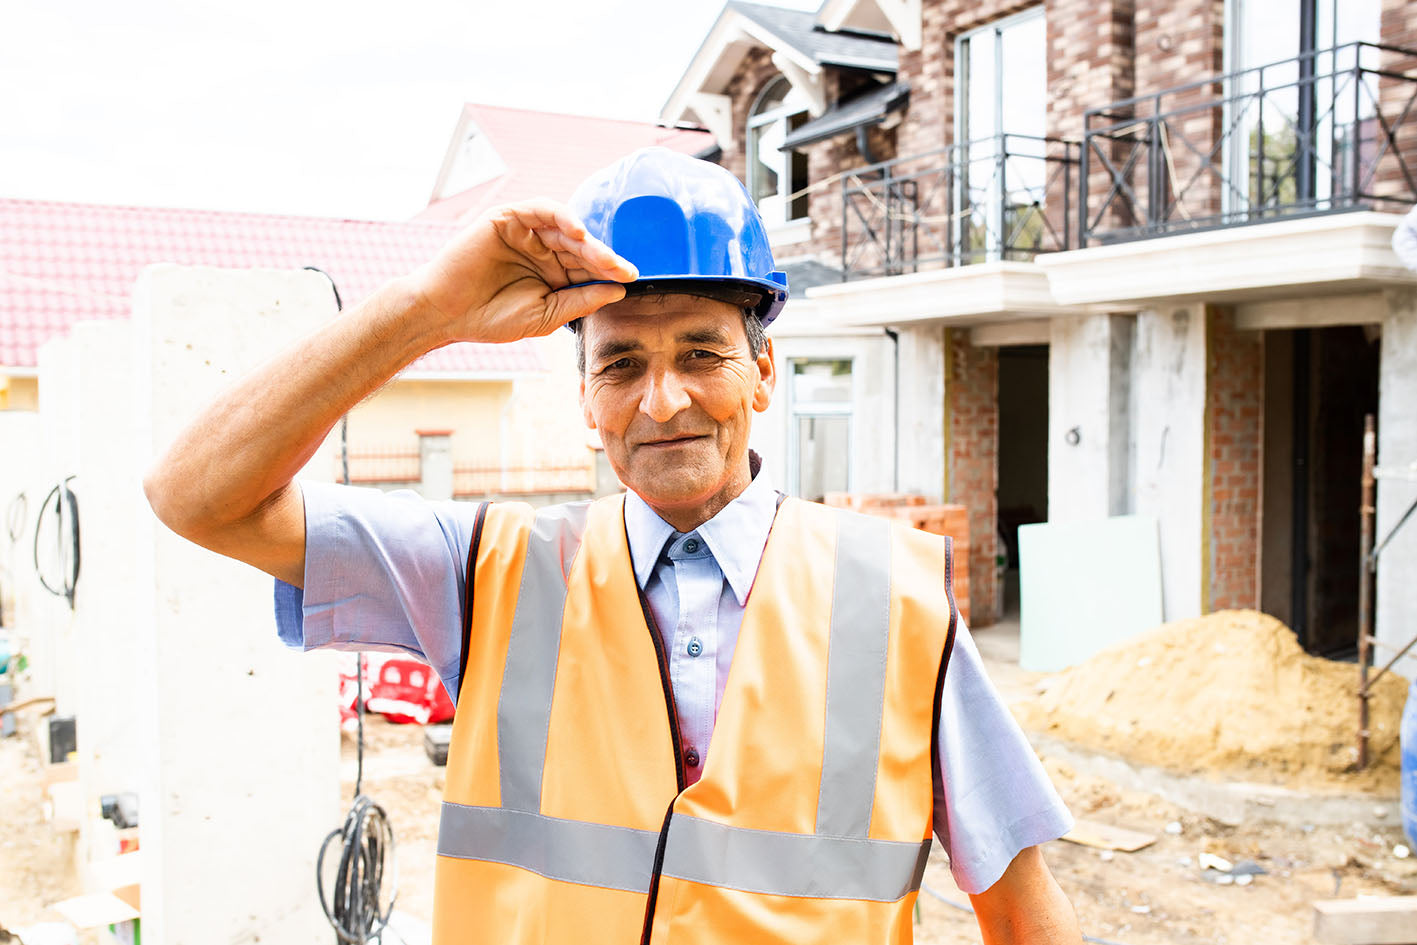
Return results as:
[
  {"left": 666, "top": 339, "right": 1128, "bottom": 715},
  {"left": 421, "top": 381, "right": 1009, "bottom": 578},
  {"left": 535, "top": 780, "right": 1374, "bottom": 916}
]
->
[
  {"left": 839, "top": 135, "right": 1080, "bottom": 281},
  {"left": 1081, "top": 41, "right": 1417, "bottom": 246}
]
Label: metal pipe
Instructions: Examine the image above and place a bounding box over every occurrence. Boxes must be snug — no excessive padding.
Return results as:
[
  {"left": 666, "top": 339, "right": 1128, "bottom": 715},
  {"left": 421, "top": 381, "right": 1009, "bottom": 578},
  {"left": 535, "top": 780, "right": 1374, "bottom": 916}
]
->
[
  {"left": 885, "top": 328, "right": 900, "bottom": 492},
  {"left": 1357, "top": 412, "right": 1375, "bottom": 769}
]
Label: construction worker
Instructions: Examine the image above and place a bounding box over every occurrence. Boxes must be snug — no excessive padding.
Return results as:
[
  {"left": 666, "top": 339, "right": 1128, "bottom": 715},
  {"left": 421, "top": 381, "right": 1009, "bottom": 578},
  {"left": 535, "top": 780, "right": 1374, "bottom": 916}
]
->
[{"left": 145, "top": 148, "right": 1081, "bottom": 944}]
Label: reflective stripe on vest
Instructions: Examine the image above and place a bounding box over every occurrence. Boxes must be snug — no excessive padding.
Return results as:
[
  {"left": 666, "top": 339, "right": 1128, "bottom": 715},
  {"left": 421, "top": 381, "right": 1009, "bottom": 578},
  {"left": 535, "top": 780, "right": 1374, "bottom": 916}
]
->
[
  {"left": 438, "top": 803, "right": 932, "bottom": 903},
  {"left": 435, "top": 494, "right": 956, "bottom": 943}
]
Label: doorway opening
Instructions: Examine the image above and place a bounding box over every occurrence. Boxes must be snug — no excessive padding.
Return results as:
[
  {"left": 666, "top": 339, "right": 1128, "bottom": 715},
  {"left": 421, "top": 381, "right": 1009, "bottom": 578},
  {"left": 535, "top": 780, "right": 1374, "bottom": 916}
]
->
[
  {"left": 1260, "top": 325, "right": 1380, "bottom": 655},
  {"left": 997, "top": 344, "right": 1050, "bottom": 618}
]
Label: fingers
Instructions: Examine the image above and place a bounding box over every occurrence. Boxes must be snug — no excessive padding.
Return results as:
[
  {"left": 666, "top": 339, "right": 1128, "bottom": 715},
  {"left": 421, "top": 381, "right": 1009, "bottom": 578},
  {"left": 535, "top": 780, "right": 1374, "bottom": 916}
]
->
[
  {"left": 494, "top": 200, "right": 638, "bottom": 285},
  {"left": 543, "top": 282, "right": 628, "bottom": 328}
]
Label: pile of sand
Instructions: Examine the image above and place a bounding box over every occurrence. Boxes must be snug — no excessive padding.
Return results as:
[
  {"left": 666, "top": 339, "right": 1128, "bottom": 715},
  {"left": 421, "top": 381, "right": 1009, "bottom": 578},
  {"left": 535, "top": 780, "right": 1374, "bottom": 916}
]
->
[{"left": 1013, "top": 610, "right": 1411, "bottom": 793}]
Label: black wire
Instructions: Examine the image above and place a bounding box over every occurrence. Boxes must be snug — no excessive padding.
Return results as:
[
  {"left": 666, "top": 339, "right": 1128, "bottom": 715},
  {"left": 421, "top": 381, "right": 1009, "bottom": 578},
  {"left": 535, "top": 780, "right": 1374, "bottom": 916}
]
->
[
  {"left": 32, "top": 479, "right": 79, "bottom": 609},
  {"left": 316, "top": 794, "right": 398, "bottom": 944},
  {"left": 305, "top": 265, "right": 393, "bottom": 943}
]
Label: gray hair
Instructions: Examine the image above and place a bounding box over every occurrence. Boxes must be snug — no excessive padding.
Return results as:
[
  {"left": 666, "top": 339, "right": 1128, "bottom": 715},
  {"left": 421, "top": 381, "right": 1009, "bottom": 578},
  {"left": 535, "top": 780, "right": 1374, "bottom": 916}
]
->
[{"left": 574, "top": 307, "right": 766, "bottom": 375}]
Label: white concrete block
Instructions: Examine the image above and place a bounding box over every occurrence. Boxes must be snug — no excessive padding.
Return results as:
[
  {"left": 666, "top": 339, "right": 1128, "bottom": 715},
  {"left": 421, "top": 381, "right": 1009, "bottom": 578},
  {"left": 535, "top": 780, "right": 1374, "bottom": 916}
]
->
[
  {"left": 1377, "top": 291, "right": 1417, "bottom": 680},
  {"left": 1131, "top": 304, "right": 1207, "bottom": 622},
  {"left": 131, "top": 264, "right": 342, "bottom": 945}
]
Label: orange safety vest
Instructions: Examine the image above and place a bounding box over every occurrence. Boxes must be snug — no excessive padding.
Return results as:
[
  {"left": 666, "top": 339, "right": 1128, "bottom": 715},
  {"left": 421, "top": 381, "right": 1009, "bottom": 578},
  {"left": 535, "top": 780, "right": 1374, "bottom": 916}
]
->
[{"left": 435, "top": 493, "right": 958, "bottom": 944}]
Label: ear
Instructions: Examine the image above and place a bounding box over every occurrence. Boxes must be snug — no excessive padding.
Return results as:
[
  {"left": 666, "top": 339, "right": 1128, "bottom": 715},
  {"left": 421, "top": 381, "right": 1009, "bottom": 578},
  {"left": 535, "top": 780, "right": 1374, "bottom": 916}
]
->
[
  {"left": 580, "top": 375, "right": 597, "bottom": 430},
  {"left": 752, "top": 337, "right": 775, "bottom": 413}
]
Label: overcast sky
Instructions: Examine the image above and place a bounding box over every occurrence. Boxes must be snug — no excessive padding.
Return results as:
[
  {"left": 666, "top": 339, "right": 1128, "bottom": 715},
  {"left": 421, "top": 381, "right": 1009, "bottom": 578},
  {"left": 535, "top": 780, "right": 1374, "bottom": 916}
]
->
[{"left": 3, "top": 0, "right": 820, "bottom": 221}]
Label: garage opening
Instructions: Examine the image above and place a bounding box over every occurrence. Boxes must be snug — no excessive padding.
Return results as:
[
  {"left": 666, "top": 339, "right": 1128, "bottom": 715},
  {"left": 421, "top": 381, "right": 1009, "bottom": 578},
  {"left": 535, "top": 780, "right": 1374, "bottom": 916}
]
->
[{"left": 1260, "top": 325, "right": 1380, "bottom": 656}]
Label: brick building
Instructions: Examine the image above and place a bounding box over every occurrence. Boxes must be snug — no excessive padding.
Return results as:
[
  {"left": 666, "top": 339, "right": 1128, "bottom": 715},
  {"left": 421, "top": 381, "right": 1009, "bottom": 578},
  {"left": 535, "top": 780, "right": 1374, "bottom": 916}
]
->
[{"left": 659, "top": 0, "right": 1417, "bottom": 671}]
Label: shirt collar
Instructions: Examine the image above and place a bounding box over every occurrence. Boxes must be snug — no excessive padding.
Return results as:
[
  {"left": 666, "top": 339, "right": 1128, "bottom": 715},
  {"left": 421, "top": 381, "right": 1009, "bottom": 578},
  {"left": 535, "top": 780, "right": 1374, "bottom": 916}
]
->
[{"left": 623, "top": 468, "right": 778, "bottom": 606}]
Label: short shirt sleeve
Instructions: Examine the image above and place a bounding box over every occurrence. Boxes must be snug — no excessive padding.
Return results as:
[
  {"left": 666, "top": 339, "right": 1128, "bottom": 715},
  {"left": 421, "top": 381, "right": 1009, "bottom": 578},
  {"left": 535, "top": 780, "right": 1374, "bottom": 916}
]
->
[
  {"left": 273, "top": 479, "right": 481, "bottom": 702},
  {"left": 932, "top": 622, "right": 1073, "bottom": 894}
]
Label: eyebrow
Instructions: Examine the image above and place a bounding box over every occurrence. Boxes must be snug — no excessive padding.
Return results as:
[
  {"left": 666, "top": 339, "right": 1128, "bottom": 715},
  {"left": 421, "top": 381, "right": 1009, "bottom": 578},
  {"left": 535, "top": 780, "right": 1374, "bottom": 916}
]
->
[{"left": 677, "top": 327, "right": 736, "bottom": 347}]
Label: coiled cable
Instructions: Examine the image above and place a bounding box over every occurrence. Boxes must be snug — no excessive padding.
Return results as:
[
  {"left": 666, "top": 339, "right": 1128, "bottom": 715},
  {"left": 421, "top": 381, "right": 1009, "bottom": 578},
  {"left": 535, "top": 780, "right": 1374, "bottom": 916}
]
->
[
  {"left": 33, "top": 478, "right": 79, "bottom": 609},
  {"left": 317, "top": 793, "right": 398, "bottom": 943}
]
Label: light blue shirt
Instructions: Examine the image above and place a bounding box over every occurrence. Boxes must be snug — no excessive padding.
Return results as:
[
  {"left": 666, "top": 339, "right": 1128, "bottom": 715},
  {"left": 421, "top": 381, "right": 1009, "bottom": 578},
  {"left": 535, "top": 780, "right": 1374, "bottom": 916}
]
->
[{"left": 274, "top": 476, "right": 1072, "bottom": 894}]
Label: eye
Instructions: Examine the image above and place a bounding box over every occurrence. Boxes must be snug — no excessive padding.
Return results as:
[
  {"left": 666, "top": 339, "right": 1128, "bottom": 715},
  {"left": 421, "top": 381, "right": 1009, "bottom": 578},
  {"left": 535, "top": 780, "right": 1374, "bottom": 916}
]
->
[{"left": 687, "top": 349, "right": 718, "bottom": 360}]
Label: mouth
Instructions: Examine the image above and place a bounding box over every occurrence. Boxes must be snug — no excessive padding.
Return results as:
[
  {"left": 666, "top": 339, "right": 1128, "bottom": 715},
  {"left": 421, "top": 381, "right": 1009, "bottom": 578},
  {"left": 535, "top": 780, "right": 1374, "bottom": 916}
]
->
[{"left": 639, "top": 434, "right": 707, "bottom": 449}]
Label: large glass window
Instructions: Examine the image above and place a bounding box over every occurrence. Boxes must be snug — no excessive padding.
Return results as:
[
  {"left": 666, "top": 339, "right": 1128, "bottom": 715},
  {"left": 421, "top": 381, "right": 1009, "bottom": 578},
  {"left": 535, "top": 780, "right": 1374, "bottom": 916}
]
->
[
  {"left": 1224, "top": 0, "right": 1381, "bottom": 216},
  {"left": 788, "top": 359, "right": 852, "bottom": 501},
  {"left": 748, "top": 76, "right": 810, "bottom": 224},
  {"left": 954, "top": 9, "right": 1047, "bottom": 262}
]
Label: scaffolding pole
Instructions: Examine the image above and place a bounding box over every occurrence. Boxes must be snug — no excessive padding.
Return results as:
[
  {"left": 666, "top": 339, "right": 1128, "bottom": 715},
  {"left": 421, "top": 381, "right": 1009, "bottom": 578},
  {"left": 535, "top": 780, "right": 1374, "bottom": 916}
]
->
[{"left": 1357, "top": 412, "right": 1417, "bottom": 769}]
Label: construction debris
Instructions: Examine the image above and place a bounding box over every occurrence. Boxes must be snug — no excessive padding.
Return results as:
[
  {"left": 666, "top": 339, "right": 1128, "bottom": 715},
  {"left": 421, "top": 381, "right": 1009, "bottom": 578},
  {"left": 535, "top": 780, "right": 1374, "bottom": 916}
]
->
[
  {"left": 1062, "top": 818, "right": 1156, "bottom": 852},
  {"left": 1313, "top": 896, "right": 1417, "bottom": 944},
  {"left": 1014, "top": 610, "right": 1410, "bottom": 792}
]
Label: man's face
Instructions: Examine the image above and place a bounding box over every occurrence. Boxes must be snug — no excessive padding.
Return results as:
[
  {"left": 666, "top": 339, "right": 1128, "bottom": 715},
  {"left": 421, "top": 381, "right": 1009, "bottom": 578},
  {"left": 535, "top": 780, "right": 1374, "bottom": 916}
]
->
[{"left": 579, "top": 295, "right": 775, "bottom": 521}]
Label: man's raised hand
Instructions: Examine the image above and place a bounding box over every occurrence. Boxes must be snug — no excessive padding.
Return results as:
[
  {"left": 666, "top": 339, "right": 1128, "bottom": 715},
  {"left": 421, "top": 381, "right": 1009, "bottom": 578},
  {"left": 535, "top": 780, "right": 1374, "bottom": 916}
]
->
[{"left": 411, "top": 200, "right": 639, "bottom": 346}]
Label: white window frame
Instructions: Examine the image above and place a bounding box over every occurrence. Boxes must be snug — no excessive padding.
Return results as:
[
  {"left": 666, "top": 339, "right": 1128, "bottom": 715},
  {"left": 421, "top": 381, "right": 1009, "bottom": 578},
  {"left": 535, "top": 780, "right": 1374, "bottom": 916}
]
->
[
  {"left": 747, "top": 75, "right": 811, "bottom": 227},
  {"left": 786, "top": 356, "right": 855, "bottom": 499},
  {"left": 953, "top": 6, "right": 1047, "bottom": 262}
]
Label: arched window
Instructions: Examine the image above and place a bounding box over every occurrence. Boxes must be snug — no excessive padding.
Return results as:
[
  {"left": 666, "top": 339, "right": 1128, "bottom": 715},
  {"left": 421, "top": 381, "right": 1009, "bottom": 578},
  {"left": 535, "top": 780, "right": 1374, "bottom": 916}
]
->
[{"left": 747, "top": 76, "right": 810, "bottom": 224}]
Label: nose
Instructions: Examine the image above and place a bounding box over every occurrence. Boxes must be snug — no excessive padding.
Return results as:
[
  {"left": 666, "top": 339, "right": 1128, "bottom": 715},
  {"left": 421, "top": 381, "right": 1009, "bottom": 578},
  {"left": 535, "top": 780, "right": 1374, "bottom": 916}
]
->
[{"left": 640, "top": 366, "right": 692, "bottom": 424}]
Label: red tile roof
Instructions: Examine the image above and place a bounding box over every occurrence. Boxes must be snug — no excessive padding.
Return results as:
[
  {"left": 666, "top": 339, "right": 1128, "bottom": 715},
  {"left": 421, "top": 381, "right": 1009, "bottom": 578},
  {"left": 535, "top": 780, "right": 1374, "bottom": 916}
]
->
[
  {"left": 418, "top": 104, "right": 713, "bottom": 223},
  {"left": 0, "top": 198, "right": 545, "bottom": 375}
]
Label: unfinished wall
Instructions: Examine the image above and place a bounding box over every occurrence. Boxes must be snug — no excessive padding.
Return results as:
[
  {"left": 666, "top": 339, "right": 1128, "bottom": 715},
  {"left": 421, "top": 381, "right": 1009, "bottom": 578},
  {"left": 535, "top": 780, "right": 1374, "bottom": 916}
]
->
[
  {"left": 1376, "top": 290, "right": 1417, "bottom": 679},
  {"left": 1204, "top": 308, "right": 1263, "bottom": 612},
  {"left": 1048, "top": 313, "right": 1134, "bottom": 522},
  {"left": 131, "top": 264, "right": 341, "bottom": 944},
  {"left": 1133, "top": 302, "right": 1208, "bottom": 621},
  {"left": 946, "top": 328, "right": 999, "bottom": 624},
  {"left": 1377, "top": 0, "right": 1417, "bottom": 202}
]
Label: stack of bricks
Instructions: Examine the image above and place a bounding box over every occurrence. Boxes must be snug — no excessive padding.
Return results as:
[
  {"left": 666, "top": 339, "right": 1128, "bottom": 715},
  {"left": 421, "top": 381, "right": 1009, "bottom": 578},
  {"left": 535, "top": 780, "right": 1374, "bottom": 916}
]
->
[
  {"left": 1204, "top": 306, "right": 1262, "bottom": 611},
  {"left": 824, "top": 493, "right": 973, "bottom": 623},
  {"left": 946, "top": 329, "right": 999, "bottom": 625}
]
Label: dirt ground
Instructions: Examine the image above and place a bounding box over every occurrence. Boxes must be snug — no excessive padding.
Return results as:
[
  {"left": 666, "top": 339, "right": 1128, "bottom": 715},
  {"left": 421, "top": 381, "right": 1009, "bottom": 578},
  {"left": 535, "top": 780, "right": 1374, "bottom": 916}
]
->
[{"left": 5, "top": 633, "right": 1417, "bottom": 943}]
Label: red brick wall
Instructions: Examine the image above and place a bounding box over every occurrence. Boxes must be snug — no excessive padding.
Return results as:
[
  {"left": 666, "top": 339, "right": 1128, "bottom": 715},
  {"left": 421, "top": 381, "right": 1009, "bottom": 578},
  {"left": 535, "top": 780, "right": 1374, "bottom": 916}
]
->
[
  {"left": 1205, "top": 307, "right": 1262, "bottom": 612},
  {"left": 1377, "top": 0, "right": 1417, "bottom": 202},
  {"left": 946, "top": 329, "right": 1000, "bottom": 625},
  {"left": 1132, "top": 0, "right": 1226, "bottom": 225}
]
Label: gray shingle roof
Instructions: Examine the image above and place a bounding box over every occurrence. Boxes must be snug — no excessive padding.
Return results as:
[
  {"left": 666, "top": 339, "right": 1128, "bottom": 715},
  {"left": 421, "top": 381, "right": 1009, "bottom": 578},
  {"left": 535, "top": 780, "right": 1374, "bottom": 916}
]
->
[
  {"left": 781, "top": 81, "right": 909, "bottom": 149},
  {"left": 727, "top": 1, "right": 898, "bottom": 72}
]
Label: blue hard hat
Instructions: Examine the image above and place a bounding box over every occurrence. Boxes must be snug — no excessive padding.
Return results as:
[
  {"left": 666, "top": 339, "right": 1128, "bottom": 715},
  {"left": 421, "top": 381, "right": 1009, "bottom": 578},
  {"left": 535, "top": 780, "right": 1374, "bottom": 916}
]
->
[{"left": 566, "top": 146, "right": 789, "bottom": 327}]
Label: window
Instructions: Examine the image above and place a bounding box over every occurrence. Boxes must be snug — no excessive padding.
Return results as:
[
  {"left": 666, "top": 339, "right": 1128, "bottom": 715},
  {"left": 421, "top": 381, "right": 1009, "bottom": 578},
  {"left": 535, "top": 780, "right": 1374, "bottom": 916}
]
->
[
  {"left": 788, "top": 359, "right": 853, "bottom": 501},
  {"left": 954, "top": 9, "right": 1047, "bottom": 262},
  {"left": 747, "top": 76, "right": 810, "bottom": 224}
]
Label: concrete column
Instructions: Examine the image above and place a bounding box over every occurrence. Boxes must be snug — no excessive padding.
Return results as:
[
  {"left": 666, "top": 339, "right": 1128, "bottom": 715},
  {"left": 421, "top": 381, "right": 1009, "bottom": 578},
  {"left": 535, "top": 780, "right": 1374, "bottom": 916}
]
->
[
  {"left": 68, "top": 320, "right": 147, "bottom": 872},
  {"left": 34, "top": 336, "right": 81, "bottom": 717},
  {"left": 1048, "top": 314, "right": 1134, "bottom": 522},
  {"left": 1132, "top": 303, "right": 1208, "bottom": 622},
  {"left": 132, "top": 264, "right": 341, "bottom": 944},
  {"left": 418, "top": 429, "right": 455, "bottom": 500},
  {"left": 1377, "top": 290, "right": 1417, "bottom": 679},
  {"left": 898, "top": 324, "right": 946, "bottom": 500}
]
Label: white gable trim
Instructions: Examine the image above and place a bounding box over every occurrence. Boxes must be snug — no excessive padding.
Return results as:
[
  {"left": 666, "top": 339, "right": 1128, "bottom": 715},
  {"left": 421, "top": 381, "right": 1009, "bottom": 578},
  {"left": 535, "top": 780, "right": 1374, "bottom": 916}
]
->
[
  {"left": 817, "top": 0, "right": 921, "bottom": 51},
  {"left": 661, "top": 7, "right": 828, "bottom": 138}
]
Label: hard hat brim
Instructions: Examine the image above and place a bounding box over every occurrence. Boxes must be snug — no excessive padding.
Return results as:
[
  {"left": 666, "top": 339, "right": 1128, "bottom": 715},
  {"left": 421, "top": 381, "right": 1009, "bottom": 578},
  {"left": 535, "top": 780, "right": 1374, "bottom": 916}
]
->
[{"left": 560, "top": 275, "right": 787, "bottom": 328}]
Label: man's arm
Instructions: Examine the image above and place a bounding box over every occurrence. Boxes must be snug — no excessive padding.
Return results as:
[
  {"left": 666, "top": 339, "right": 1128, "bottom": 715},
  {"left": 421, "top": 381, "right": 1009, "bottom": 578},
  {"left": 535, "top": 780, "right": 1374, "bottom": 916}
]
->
[
  {"left": 968, "top": 845, "right": 1082, "bottom": 945},
  {"left": 143, "top": 201, "right": 635, "bottom": 587}
]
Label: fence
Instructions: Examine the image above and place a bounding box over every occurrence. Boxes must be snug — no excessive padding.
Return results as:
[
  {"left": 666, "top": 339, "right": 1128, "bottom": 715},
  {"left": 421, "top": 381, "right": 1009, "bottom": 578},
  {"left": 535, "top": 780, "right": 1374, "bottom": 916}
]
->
[
  {"left": 1081, "top": 41, "right": 1417, "bottom": 245},
  {"left": 338, "top": 446, "right": 595, "bottom": 497},
  {"left": 840, "top": 135, "right": 1078, "bottom": 280}
]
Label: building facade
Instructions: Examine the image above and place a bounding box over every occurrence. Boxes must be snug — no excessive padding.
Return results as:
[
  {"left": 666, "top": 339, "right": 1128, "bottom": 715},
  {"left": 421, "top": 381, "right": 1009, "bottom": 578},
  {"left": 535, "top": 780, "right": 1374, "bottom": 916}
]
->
[{"left": 663, "top": 0, "right": 1417, "bottom": 669}]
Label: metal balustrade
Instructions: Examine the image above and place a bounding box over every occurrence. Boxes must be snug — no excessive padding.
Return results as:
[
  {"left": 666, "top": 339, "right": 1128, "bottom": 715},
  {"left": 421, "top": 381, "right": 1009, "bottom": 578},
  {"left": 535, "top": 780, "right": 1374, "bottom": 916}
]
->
[
  {"left": 839, "top": 135, "right": 1078, "bottom": 280},
  {"left": 1081, "top": 42, "right": 1417, "bottom": 245}
]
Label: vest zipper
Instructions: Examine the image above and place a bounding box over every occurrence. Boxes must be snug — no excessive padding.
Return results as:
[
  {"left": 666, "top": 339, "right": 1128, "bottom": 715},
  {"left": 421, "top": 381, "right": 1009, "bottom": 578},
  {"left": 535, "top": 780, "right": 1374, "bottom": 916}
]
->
[{"left": 633, "top": 583, "right": 685, "bottom": 943}]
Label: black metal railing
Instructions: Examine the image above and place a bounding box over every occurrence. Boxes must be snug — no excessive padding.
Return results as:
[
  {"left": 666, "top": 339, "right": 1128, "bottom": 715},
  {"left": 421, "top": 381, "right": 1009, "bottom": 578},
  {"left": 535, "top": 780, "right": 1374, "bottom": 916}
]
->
[
  {"left": 840, "top": 135, "right": 1079, "bottom": 280},
  {"left": 1081, "top": 41, "right": 1417, "bottom": 246}
]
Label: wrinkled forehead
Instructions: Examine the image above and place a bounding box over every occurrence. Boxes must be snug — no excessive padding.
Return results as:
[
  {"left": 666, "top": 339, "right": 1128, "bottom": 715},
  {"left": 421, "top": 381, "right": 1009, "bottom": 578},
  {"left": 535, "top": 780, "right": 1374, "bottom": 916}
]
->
[{"left": 580, "top": 294, "right": 748, "bottom": 351}]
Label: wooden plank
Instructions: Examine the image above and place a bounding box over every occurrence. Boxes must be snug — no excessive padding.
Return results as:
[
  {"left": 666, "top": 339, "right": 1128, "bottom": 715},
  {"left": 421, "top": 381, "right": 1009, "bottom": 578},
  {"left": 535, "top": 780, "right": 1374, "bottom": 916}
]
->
[
  {"left": 1313, "top": 897, "right": 1417, "bottom": 945},
  {"left": 1061, "top": 818, "right": 1157, "bottom": 852}
]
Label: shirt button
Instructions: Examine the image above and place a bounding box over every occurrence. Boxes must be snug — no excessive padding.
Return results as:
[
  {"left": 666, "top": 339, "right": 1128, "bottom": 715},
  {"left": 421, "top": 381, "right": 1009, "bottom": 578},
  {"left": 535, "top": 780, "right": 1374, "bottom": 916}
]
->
[
  {"left": 683, "top": 538, "right": 700, "bottom": 553},
  {"left": 687, "top": 637, "right": 703, "bottom": 658},
  {"left": 684, "top": 747, "right": 701, "bottom": 768}
]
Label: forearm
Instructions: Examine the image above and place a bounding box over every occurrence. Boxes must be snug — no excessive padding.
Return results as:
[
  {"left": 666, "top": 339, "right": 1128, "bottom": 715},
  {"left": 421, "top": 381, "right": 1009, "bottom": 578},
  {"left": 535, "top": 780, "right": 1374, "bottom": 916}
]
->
[
  {"left": 144, "top": 276, "right": 446, "bottom": 540},
  {"left": 969, "top": 847, "right": 1082, "bottom": 945}
]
